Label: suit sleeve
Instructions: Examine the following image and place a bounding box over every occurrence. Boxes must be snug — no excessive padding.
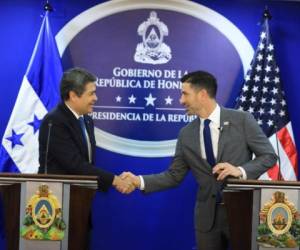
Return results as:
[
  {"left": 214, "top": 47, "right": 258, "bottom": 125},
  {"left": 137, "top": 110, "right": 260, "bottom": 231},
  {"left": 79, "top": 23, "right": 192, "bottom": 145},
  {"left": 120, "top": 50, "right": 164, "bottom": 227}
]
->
[
  {"left": 143, "top": 130, "right": 189, "bottom": 193},
  {"left": 240, "top": 112, "right": 277, "bottom": 179},
  {"left": 39, "top": 117, "right": 114, "bottom": 191}
]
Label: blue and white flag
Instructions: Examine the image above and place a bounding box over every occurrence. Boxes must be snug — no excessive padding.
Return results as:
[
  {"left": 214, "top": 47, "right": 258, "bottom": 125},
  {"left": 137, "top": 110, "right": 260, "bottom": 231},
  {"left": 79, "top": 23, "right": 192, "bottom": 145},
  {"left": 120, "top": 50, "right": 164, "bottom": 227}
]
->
[{"left": 0, "top": 11, "right": 62, "bottom": 173}]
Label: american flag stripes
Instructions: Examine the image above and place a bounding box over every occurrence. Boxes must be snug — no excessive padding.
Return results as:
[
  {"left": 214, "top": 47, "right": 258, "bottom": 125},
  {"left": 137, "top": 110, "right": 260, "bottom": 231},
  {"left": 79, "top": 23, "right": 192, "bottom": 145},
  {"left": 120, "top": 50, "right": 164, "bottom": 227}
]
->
[{"left": 236, "top": 13, "right": 298, "bottom": 180}]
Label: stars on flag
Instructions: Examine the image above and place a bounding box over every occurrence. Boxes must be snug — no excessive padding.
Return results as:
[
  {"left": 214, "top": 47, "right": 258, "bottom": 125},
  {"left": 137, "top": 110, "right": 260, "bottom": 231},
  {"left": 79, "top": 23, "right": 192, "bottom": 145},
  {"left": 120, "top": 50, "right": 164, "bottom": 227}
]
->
[
  {"left": 235, "top": 26, "right": 289, "bottom": 136},
  {"left": 5, "top": 130, "right": 24, "bottom": 149},
  {"left": 235, "top": 14, "right": 298, "bottom": 181},
  {"left": 0, "top": 10, "right": 62, "bottom": 173},
  {"left": 5, "top": 114, "right": 42, "bottom": 149},
  {"left": 28, "top": 115, "right": 42, "bottom": 134}
]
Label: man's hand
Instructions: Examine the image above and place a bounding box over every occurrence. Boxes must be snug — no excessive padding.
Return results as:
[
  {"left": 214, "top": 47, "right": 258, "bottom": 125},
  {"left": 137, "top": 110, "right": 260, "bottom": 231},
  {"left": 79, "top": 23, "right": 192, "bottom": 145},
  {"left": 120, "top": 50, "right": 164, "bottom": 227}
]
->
[
  {"left": 212, "top": 162, "right": 242, "bottom": 181},
  {"left": 120, "top": 172, "right": 141, "bottom": 189},
  {"left": 112, "top": 175, "right": 135, "bottom": 194}
]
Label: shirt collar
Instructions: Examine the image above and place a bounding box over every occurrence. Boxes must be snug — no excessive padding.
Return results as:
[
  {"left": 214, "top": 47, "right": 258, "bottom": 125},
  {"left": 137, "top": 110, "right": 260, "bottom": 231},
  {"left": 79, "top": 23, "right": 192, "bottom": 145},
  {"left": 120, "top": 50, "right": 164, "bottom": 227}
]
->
[
  {"left": 200, "top": 104, "right": 220, "bottom": 128},
  {"left": 65, "top": 103, "right": 82, "bottom": 120}
]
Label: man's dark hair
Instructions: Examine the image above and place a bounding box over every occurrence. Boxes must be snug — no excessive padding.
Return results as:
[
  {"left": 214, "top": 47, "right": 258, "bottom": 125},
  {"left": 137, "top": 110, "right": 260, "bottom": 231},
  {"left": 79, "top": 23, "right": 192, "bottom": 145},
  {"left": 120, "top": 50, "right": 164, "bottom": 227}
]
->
[
  {"left": 60, "top": 67, "right": 97, "bottom": 100},
  {"left": 180, "top": 71, "right": 217, "bottom": 98}
]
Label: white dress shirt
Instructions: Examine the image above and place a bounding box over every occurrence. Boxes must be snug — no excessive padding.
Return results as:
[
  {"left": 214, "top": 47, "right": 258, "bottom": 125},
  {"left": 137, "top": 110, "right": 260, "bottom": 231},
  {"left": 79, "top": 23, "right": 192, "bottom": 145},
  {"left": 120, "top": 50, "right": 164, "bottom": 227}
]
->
[
  {"left": 199, "top": 104, "right": 221, "bottom": 160},
  {"left": 139, "top": 104, "right": 246, "bottom": 190},
  {"left": 199, "top": 104, "right": 246, "bottom": 179}
]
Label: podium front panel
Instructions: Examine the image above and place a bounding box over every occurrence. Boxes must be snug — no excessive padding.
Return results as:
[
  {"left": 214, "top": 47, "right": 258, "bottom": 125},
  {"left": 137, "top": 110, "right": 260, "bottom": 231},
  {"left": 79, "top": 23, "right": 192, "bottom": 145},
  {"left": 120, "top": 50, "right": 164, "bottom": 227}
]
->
[
  {"left": 257, "top": 189, "right": 299, "bottom": 250},
  {"left": 225, "top": 179, "right": 300, "bottom": 250},
  {"left": 19, "top": 181, "right": 68, "bottom": 250},
  {"left": 0, "top": 173, "right": 98, "bottom": 250}
]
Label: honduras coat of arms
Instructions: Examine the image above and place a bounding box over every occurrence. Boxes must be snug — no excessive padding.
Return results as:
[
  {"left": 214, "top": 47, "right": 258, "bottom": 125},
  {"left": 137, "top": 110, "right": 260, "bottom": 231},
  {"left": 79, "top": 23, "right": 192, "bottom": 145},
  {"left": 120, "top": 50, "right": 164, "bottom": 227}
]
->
[
  {"left": 20, "top": 184, "right": 66, "bottom": 240},
  {"left": 134, "top": 11, "right": 172, "bottom": 65},
  {"left": 257, "top": 191, "right": 300, "bottom": 248}
]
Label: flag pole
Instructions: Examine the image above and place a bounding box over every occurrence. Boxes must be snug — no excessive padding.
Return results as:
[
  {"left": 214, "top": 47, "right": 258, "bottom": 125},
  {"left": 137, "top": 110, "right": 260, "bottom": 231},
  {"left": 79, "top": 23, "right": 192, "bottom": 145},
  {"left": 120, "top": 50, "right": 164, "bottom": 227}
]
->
[
  {"left": 262, "top": 7, "right": 282, "bottom": 180},
  {"left": 44, "top": 0, "right": 53, "bottom": 12},
  {"left": 0, "top": 0, "right": 62, "bottom": 173},
  {"left": 262, "top": 6, "right": 272, "bottom": 21}
]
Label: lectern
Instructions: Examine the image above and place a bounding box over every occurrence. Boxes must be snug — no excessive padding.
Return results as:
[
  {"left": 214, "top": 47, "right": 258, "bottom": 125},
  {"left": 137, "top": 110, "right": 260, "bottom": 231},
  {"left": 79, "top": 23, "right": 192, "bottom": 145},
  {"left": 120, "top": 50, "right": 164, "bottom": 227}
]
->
[
  {"left": 0, "top": 173, "right": 98, "bottom": 250},
  {"left": 224, "top": 179, "right": 300, "bottom": 250}
]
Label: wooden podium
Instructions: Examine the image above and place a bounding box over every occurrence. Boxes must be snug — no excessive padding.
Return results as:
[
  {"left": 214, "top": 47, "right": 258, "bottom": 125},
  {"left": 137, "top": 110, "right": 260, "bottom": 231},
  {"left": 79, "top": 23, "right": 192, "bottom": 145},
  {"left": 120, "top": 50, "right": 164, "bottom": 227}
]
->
[
  {"left": 224, "top": 179, "right": 300, "bottom": 250},
  {"left": 0, "top": 173, "right": 98, "bottom": 250}
]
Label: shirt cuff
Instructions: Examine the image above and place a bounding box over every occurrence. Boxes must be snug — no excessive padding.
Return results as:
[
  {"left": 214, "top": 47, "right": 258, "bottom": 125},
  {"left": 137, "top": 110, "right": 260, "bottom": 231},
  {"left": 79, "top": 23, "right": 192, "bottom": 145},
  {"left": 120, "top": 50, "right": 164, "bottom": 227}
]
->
[
  {"left": 139, "top": 175, "right": 145, "bottom": 190},
  {"left": 238, "top": 167, "right": 247, "bottom": 180}
]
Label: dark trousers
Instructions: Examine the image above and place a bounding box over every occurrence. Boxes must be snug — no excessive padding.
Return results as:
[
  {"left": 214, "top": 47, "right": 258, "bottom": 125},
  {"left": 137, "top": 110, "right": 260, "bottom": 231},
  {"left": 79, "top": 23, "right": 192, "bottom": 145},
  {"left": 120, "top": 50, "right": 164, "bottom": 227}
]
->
[{"left": 196, "top": 204, "right": 230, "bottom": 250}]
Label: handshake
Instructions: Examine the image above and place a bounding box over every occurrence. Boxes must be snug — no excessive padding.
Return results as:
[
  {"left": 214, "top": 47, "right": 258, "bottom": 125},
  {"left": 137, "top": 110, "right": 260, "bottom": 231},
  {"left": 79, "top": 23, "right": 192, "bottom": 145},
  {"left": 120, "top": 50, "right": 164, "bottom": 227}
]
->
[{"left": 112, "top": 172, "right": 141, "bottom": 194}]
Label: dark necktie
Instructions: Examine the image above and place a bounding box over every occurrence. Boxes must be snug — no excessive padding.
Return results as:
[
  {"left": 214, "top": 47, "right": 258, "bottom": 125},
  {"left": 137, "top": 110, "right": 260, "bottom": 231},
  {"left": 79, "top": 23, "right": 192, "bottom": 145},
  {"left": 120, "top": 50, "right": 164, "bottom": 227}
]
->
[
  {"left": 78, "top": 116, "right": 87, "bottom": 145},
  {"left": 204, "top": 119, "right": 223, "bottom": 203},
  {"left": 203, "top": 119, "right": 216, "bottom": 166}
]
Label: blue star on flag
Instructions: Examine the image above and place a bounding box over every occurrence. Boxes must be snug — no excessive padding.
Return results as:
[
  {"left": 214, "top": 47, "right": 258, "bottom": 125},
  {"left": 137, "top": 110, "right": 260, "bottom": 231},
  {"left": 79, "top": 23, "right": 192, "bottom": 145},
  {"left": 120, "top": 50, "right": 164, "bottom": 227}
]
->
[
  {"left": 6, "top": 130, "right": 24, "bottom": 149},
  {"left": 28, "top": 115, "right": 42, "bottom": 133}
]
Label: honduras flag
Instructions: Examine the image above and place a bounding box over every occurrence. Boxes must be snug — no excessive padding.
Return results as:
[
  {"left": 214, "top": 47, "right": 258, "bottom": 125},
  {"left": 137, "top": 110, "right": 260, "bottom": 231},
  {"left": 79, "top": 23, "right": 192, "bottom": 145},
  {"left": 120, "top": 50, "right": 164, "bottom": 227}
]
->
[{"left": 0, "top": 11, "right": 62, "bottom": 173}]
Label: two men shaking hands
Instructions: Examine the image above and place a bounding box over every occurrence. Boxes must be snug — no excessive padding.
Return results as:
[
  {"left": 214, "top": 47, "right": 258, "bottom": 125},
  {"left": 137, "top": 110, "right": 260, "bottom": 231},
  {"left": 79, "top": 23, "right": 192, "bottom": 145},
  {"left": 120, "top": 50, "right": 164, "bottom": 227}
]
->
[{"left": 114, "top": 161, "right": 245, "bottom": 194}]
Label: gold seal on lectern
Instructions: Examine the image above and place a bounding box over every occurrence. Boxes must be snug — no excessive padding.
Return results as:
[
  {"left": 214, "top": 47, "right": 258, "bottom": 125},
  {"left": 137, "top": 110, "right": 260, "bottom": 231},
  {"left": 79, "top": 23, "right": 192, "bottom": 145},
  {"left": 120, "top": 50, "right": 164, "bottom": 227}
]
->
[
  {"left": 20, "top": 184, "right": 66, "bottom": 240},
  {"left": 257, "top": 191, "right": 300, "bottom": 248}
]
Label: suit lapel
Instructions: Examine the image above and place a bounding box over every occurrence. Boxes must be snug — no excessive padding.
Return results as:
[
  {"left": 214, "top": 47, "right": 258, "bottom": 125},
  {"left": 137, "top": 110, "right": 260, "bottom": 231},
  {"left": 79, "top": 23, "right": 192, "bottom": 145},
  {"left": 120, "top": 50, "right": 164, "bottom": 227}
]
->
[
  {"left": 216, "top": 108, "right": 230, "bottom": 162},
  {"left": 84, "top": 116, "right": 95, "bottom": 161},
  {"left": 60, "top": 104, "right": 89, "bottom": 159},
  {"left": 77, "top": 116, "right": 90, "bottom": 160},
  {"left": 190, "top": 118, "right": 201, "bottom": 158},
  {"left": 190, "top": 118, "right": 212, "bottom": 173},
  {"left": 84, "top": 117, "right": 93, "bottom": 146}
]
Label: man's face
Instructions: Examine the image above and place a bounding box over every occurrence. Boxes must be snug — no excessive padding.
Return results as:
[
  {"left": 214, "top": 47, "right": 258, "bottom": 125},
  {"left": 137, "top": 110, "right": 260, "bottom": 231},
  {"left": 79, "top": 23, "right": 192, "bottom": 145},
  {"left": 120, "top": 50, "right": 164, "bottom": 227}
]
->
[
  {"left": 179, "top": 82, "right": 202, "bottom": 115},
  {"left": 72, "top": 82, "right": 97, "bottom": 115}
]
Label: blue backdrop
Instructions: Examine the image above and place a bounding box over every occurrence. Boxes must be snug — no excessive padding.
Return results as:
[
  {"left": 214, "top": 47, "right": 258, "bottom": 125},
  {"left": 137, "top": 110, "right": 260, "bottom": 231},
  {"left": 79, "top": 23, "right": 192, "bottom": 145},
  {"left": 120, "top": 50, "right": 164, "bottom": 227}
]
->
[{"left": 0, "top": 1, "right": 300, "bottom": 249}]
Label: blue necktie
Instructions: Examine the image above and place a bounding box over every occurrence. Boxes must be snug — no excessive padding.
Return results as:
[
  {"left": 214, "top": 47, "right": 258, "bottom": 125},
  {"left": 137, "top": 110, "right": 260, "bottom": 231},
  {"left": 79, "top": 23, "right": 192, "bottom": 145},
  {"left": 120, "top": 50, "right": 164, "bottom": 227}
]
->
[
  {"left": 203, "top": 119, "right": 216, "bottom": 166},
  {"left": 204, "top": 119, "right": 223, "bottom": 203},
  {"left": 78, "top": 117, "right": 87, "bottom": 145}
]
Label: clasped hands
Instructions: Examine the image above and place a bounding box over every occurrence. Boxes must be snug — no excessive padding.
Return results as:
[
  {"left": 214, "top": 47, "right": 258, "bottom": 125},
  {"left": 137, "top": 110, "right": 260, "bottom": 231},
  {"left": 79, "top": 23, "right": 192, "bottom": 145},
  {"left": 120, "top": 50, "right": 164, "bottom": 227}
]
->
[
  {"left": 113, "top": 162, "right": 242, "bottom": 193},
  {"left": 112, "top": 172, "right": 140, "bottom": 194}
]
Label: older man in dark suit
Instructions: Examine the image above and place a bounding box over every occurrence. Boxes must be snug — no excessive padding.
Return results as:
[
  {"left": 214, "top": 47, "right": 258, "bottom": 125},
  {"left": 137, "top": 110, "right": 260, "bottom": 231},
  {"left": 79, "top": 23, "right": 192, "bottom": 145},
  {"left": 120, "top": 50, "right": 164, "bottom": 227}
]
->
[
  {"left": 38, "top": 67, "right": 132, "bottom": 193},
  {"left": 121, "top": 71, "right": 277, "bottom": 250}
]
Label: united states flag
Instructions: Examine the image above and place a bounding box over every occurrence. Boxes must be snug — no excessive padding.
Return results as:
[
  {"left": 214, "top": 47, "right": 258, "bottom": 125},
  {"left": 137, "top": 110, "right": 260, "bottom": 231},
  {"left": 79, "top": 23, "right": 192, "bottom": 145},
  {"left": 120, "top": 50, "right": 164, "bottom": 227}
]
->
[{"left": 236, "top": 14, "right": 298, "bottom": 180}]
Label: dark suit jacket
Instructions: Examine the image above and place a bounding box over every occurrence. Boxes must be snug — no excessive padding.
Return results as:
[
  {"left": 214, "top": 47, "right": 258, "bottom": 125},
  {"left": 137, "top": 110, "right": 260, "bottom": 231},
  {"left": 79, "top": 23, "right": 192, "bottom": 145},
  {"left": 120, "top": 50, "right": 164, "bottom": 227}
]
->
[
  {"left": 38, "top": 103, "right": 114, "bottom": 191},
  {"left": 143, "top": 108, "right": 277, "bottom": 232}
]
